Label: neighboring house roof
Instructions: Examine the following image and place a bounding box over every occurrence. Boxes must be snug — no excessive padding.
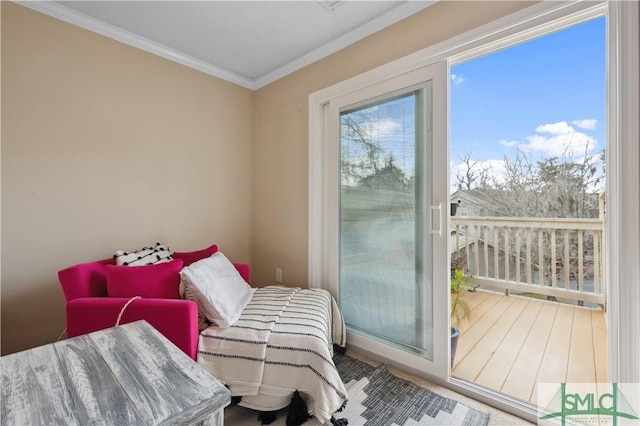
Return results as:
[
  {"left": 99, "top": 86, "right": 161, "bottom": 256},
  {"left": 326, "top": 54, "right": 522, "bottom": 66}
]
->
[
  {"left": 450, "top": 189, "right": 506, "bottom": 217},
  {"left": 450, "top": 189, "right": 603, "bottom": 218}
]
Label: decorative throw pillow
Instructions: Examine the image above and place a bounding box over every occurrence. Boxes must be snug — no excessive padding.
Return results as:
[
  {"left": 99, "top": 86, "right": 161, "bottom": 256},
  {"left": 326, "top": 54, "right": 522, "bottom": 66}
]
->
[
  {"left": 172, "top": 244, "right": 218, "bottom": 267},
  {"left": 106, "top": 259, "right": 183, "bottom": 299},
  {"left": 114, "top": 242, "right": 172, "bottom": 266},
  {"left": 179, "top": 278, "right": 211, "bottom": 331},
  {"left": 180, "top": 252, "right": 254, "bottom": 328}
]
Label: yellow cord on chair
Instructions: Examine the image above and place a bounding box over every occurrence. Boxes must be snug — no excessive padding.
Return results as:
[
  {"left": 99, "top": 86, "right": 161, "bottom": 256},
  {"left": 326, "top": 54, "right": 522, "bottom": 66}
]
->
[{"left": 116, "top": 296, "right": 141, "bottom": 326}]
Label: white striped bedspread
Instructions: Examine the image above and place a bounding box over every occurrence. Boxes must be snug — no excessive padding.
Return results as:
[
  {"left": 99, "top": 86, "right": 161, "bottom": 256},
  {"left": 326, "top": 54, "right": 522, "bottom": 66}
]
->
[{"left": 197, "top": 286, "right": 347, "bottom": 424}]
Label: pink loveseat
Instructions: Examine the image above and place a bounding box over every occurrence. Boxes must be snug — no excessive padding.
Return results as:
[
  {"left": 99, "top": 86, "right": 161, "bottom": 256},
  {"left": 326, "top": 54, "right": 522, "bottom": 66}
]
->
[{"left": 59, "top": 253, "right": 249, "bottom": 360}]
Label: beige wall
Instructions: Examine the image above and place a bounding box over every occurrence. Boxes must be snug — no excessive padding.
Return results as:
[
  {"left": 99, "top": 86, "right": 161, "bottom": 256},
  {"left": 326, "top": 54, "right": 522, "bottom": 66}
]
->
[
  {"left": 251, "top": 1, "right": 533, "bottom": 286},
  {"left": 1, "top": 1, "right": 533, "bottom": 355},
  {"left": 1, "top": 3, "right": 253, "bottom": 355}
]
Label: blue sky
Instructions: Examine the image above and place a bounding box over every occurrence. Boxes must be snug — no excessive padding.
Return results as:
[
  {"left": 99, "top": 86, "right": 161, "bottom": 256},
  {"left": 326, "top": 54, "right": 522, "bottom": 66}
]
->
[
  {"left": 450, "top": 16, "right": 606, "bottom": 187},
  {"left": 340, "top": 17, "right": 606, "bottom": 190}
]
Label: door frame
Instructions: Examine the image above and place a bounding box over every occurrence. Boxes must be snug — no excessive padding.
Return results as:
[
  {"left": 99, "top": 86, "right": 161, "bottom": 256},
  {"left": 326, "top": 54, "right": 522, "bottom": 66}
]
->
[{"left": 308, "top": 0, "right": 639, "bottom": 421}]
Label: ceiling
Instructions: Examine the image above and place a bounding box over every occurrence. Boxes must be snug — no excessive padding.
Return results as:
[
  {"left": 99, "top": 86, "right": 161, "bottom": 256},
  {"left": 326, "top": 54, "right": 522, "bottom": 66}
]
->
[{"left": 20, "top": 1, "right": 437, "bottom": 90}]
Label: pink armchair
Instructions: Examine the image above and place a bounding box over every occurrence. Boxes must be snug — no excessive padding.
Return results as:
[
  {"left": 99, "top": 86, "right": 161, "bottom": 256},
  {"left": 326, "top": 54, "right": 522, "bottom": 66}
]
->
[{"left": 59, "top": 256, "right": 249, "bottom": 360}]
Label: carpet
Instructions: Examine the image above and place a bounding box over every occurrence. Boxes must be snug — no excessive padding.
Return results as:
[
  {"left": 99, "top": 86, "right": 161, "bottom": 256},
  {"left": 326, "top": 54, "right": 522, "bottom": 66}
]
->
[
  {"left": 333, "top": 353, "right": 490, "bottom": 426},
  {"left": 224, "top": 353, "right": 490, "bottom": 426}
]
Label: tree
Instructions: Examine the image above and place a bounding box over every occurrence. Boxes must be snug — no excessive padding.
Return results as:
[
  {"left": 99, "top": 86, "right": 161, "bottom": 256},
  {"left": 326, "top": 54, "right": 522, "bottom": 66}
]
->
[
  {"left": 341, "top": 110, "right": 413, "bottom": 192},
  {"left": 455, "top": 151, "right": 491, "bottom": 191},
  {"left": 458, "top": 145, "right": 603, "bottom": 219},
  {"left": 340, "top": 113, "right": 384, "bottom": 186},
  {"left": 357, "top": 155, "right": 409, "bottom": 191}
]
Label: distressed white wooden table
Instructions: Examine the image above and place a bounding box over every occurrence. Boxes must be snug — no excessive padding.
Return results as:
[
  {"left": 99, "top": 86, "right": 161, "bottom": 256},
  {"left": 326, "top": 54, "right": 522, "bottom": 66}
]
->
[{"left": 0, "top": 320, "right": 230, "bottom": 425}]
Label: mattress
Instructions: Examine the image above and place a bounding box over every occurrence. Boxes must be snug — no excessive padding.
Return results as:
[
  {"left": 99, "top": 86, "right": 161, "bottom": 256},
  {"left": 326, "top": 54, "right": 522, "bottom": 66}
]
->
[{"left": 197, "top": 286, "right": 347, "bottom": 423}]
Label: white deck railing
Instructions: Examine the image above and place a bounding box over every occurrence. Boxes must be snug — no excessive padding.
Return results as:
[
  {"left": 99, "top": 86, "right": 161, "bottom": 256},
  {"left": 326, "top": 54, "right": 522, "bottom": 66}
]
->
[{"left": 450, "top": 216, "right": 605, "bottom": 305}]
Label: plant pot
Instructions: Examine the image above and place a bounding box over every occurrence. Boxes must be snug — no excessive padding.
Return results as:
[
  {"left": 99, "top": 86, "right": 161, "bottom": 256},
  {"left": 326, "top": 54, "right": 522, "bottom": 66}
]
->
[{"left": 450, "top": 327, "right": 460, "bottom": 365}]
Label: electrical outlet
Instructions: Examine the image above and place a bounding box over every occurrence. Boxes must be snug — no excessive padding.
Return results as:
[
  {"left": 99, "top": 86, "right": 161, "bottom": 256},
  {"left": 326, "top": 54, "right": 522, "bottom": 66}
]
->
[{"left": 275, "top": 268, "right": 283, "bottom": 283}]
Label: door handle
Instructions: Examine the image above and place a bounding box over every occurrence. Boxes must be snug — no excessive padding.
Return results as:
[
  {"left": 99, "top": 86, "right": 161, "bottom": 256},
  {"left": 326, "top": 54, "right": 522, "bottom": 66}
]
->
[{"left": 431, "top": 203, "right": 442, "bottom": 236}]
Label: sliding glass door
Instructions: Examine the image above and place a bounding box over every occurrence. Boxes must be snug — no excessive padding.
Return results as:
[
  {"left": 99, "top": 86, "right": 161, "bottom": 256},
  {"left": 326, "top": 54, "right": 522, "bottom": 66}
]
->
[
  {"left": 324, "top": 63, "right": 449, "bottom": 376},
  {"left": 340, "top": 88, "right": 433, "bottom": 357}
]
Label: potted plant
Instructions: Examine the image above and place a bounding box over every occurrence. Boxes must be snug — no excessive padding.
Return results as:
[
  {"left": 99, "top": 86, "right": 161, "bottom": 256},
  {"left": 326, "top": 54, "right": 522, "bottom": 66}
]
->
[
  {"left": 450, "top": 250, "right": 467, "bottom": 278},
  {"left": 450, "top": 268, "right": 471, "bottom": 365}
]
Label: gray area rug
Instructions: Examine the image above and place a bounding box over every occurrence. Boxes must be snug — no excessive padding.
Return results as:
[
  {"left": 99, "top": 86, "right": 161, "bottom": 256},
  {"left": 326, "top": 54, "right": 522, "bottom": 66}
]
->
[
  {"left": 332, "top": 353, "right": 490, "bottom": 426},
  {"left": 224, "top": 353, "right": 490, "bottom": 425}
]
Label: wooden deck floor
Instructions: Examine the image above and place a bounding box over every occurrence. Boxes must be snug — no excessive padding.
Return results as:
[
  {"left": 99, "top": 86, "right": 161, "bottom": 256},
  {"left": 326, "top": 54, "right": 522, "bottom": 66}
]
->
[{"left": 451, "top": 289, "right": 608, "bottom": 405}]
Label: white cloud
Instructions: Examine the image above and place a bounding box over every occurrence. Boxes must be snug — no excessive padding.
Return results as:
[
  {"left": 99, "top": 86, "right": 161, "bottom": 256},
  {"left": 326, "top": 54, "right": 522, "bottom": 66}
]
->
[
  {"left": 451, "top": 73, "right": 464, "bottom": 85},
  {"left": 479, "top": 159, "right": 507, "bottom": 184},
  {"left": 571, "top": 119, "right": 597, "bottom": 130},
  {"left": 535, "top": 121, "right": 574, "bottom": 135},
  {"left": 355, "top": 118, "right": 402, "bottom": 140},
  {"left": 521, "top": 121, "right": 597, "bottom": 157},
  {"left": 498, "top": 139, "right": 519, "bottom": 148}
]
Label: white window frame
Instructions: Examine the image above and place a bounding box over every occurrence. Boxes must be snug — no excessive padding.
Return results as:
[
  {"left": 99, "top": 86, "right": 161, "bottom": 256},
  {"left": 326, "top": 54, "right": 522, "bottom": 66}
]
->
[{"left": 309, "top": 0, "right": 639, "bottom": 421}]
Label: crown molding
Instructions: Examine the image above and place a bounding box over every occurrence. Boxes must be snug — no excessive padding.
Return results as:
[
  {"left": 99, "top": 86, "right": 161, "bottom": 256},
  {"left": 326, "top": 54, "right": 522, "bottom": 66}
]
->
[
  {"left": 15, "top": 0, "right": 437, "bottom": 91},
  {"left": 15, "top": 0, "right": 256, "bottom": 89},
  {"left": 253, "top": 1, "right": 437, "bottom": 89}
]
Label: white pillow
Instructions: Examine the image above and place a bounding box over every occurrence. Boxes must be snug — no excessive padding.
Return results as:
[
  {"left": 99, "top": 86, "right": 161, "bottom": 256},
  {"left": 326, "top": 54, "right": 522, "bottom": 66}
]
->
[{"left": 180, "top": 252, "right": 255, "bottom": 328}]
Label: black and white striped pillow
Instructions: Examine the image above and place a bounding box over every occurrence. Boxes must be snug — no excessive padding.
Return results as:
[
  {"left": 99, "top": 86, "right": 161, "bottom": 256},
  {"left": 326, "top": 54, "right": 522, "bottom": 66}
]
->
[{"left": 114, "top": 242, "right": 173, "bottom": 266}]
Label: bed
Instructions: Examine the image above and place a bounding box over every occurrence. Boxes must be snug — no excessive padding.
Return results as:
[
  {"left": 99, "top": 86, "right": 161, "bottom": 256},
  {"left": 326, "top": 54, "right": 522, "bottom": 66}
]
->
[
  {"left": 59, "top": 246, "right": 347, "bottom": 423},
  {"left": 196, "top": 286, "right": 348, "bottom": 424}
]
